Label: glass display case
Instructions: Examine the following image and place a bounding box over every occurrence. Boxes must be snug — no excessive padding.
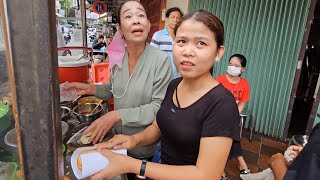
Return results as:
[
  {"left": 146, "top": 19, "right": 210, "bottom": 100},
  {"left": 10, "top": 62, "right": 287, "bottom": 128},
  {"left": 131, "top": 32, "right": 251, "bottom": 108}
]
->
[
  {"left": 0, "top": 0, "right": 116, "bottom": 179},
  {"left": 0, "top": 11, "right": 21, "bottom": 180}
]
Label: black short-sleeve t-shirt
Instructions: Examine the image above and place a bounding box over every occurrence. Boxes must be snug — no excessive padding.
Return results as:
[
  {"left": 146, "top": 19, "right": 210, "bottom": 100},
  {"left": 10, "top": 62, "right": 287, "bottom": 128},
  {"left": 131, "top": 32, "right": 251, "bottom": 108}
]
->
[{"left": 157, "top": 78, "right": 240, "bottom": 165}]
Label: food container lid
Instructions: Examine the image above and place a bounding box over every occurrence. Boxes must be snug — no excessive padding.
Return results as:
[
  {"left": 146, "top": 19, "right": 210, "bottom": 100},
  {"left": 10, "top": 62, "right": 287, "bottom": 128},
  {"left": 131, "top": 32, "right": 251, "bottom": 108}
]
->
[{"left": 58, "top": 56, "right": 90, "bottom": 67}]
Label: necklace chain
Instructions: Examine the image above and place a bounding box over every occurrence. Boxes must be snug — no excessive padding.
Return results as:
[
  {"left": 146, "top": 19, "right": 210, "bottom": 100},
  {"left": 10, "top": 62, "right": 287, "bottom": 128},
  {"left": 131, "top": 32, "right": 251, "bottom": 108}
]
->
[{"left": 110, "top": 66, "right": 133, "bottom": 99}]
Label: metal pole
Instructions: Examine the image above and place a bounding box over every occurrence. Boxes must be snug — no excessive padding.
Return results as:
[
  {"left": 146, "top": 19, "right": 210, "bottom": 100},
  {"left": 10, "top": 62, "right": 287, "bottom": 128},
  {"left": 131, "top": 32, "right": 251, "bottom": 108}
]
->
[
  {"left": 81, "top": 0, "right": 87, "bottom": 47},
  {"left": 1, "top": 0, "right": 63, "bottom": 179}
]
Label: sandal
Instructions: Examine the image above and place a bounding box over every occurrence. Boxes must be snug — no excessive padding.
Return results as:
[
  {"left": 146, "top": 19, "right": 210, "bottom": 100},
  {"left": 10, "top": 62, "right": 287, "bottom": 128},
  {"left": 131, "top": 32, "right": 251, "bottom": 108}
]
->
[
  {"left": 240, "top": 169, "right": 251, "bottom": 174},
  {"left": 221, "top": 175, "right": 229, "bottom": 180}
]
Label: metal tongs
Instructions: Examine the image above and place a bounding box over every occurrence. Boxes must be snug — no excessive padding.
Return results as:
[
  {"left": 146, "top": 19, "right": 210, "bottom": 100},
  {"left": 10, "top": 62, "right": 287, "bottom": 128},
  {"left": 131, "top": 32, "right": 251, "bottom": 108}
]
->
[{"left": 66, "top": 126, "right": 88, "bottom": 144}]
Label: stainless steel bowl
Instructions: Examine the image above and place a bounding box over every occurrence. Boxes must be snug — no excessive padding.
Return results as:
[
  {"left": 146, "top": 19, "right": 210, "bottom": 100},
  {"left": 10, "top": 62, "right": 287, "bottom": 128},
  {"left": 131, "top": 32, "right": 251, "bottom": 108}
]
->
[
  {"left": 4, "top": 128, "right": 17, "bottom": 147},
  {"left": 5, "top": 121, "right": 70, "bottom": 147},
  {"left": 61, "top": 106, "right": 71, "bottom": 121},
  {"left": 78, "top": 96, "right": 102, "bottom": 105},
  {"left": 72, "top": 103, "right": 103, "bottom": 123}
]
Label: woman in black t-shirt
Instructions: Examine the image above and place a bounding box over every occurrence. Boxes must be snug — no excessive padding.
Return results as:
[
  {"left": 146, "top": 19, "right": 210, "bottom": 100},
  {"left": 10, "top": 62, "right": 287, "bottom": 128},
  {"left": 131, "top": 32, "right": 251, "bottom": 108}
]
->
[{"left": 90, "top": 9, "right": 240, "bottom": 180}]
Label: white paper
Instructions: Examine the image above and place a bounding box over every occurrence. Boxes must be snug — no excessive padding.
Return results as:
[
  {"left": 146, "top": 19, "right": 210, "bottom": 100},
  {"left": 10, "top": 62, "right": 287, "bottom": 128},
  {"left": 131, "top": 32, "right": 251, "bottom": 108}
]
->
[
  {"left": 81, "top": 152, "right": 109, "bottom": 176},
  {"left": 71, "top": 146, "right": 127, "bottom": 179}
]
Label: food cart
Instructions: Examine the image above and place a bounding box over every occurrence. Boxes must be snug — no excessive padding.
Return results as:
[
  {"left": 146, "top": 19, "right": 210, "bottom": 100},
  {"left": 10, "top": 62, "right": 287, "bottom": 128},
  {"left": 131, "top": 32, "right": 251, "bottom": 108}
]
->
[{"left": 0, "top": 0, "right": 117, "bottom": 179}]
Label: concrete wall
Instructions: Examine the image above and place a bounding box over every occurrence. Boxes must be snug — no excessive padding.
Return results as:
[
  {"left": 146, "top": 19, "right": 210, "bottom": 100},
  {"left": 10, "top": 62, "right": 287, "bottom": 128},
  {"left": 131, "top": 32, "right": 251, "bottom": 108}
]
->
[
  {"left": 166, "top": 0, "right": 189, "bottom": 14},
  {"left": 141, "top": 0, "right": 166, "bottom": 42}
]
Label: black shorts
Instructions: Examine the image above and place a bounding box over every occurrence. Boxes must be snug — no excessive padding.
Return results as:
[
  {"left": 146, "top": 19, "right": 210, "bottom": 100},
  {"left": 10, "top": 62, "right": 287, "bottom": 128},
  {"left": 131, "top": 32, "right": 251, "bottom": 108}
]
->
[{"left": 229, "top": 140, "right": 242, "bottom": 159}]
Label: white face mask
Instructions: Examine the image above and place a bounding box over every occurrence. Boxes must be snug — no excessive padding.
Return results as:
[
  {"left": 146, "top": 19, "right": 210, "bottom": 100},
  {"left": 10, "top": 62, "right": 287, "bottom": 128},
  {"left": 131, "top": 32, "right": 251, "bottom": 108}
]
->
[{"left": 227, "top": 66, "right": 242, "bottom": 76}]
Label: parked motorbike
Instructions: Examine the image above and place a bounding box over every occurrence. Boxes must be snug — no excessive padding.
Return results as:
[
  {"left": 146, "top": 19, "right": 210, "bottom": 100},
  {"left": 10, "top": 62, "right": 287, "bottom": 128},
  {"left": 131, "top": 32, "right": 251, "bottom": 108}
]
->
[
  {"left": 64, "top": 33, "right": 71, "bottom": 44},
  {"left": 89, "top": 34, "right": 96, "bottom": 42}
]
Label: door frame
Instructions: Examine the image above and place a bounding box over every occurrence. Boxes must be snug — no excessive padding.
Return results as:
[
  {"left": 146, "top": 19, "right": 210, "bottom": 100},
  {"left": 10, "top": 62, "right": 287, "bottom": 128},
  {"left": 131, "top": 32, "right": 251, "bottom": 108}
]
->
[{"left": 283, "top": 0, "right": 318, "bottom": 138}]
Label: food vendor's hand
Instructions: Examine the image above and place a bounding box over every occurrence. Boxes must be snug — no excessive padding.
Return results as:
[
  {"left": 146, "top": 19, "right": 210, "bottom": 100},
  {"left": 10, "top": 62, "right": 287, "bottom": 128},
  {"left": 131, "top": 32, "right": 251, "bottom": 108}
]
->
[
  {"left": 63, "top": 82, "right": 96, "bottom": 96},
  {"left": 95, "top": 134, "right": 137, "bottom": 150},
  {"left": 84, "top": 110, "right": 121, "bottom": 144},
  {"left": 90, "top": 149, "right": 132, "bottom": 180}
]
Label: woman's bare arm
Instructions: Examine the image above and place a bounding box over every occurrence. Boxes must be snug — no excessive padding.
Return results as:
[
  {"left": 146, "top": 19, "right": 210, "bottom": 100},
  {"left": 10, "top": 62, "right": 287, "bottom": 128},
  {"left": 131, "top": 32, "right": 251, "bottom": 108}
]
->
[{"left": 92, "top": 136, "right": 233, "bottom": 180}]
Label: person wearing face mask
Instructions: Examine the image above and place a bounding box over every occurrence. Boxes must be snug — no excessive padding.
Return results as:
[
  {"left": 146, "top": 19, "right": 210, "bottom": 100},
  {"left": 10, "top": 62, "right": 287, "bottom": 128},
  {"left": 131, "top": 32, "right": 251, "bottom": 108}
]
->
[
  {"left": 217, "top": 54, "right": 250, "bottom": 110},
  {"left": 150, "top": 7, "right": 183, "bottom": 79},
  {"left": 63, "top": 2, "right": 172, "bottom": 179},
  {"left": 217, "top": 54, "right": 250, "bottom": 179}
]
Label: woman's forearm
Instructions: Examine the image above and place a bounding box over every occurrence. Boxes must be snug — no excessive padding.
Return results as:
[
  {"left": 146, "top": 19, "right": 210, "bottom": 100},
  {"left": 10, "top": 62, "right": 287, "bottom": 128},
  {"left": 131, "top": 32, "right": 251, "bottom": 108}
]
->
[
  {"left": 238, "top": 102, "right": 245, "bottom": 113},
  {"left": 95, "top": 83, "right": 113, "bottom": 100},
  {"left": 127, "top": 159, "right": 219, "bottom": 180},
  {"left": 133, "top": 121, "right": 161, "bottom": 148},
  {"left": 127, "top": 137, "right": 230, "bottom": 180}
]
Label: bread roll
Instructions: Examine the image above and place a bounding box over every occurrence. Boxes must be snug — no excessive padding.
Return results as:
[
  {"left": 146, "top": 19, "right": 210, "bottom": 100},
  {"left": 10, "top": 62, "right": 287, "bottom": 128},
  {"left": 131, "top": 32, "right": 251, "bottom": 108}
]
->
[
  {"left": 80, "top": 131, "right": 93, "bottom": 144},
  {"left": 77, "top": 150, "right": 98, "bottom": 171}
]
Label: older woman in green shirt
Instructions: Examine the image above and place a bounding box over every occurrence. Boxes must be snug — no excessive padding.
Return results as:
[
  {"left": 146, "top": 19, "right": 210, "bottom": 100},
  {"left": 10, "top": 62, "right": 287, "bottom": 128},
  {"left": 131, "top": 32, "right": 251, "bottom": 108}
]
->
[{"left": 64, "top": 0, "right": 172, "bottom": 160}]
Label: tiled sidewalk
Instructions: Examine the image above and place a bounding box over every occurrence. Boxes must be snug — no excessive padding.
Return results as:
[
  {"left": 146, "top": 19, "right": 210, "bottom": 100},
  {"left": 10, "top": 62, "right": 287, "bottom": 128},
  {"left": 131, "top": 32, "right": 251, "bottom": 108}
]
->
[{"left": 226, "top": 130, "right": 287, "bottom": 180}]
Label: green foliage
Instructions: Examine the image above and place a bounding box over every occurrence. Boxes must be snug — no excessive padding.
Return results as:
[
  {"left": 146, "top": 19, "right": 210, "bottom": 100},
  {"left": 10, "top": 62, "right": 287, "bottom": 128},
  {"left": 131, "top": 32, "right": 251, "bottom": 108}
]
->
[{"left": 59, "top": 0, "right": 72, "bottom": 17}]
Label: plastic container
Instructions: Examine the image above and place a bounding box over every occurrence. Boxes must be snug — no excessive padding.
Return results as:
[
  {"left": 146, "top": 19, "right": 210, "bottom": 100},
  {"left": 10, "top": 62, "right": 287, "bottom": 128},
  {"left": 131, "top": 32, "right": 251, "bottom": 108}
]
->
[
  {"left": 0, "top": 162, "right": 17, "bottom": 180},
  {"left": 91, "top": 63, "right": 110, "bottom": 83},
  {"left": 58, "top": 56, "right": 90, "bottom": 83},
  {"left": 0, "top": 103, "right": 10, "bottom": 134}
]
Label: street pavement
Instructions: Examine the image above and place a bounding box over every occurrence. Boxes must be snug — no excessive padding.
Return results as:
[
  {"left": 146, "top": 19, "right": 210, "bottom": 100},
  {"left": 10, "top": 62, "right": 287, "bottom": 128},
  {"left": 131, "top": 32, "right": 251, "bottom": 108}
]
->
[
  {"left": 0, "top": 28, "right": 92, "bottom": 86},
  {"left": 59, "top": 28, "right": 93, "bottom": 56}
]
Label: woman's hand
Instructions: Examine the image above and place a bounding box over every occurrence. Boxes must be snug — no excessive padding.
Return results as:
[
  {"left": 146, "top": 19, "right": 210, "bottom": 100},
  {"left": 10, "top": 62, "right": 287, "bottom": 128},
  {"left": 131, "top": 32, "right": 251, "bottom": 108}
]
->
[
  {"left": 83, "top": 110, "right": 121, "bottom": 144},
  {"left": 63, "top": 82, "right": 96, "bottom": 96},
  {"left": 90, "top": 149, "right": 133, "bottom": 180},
  {"left": 95, "top": 134, "right": 138, "bottom": 150}
]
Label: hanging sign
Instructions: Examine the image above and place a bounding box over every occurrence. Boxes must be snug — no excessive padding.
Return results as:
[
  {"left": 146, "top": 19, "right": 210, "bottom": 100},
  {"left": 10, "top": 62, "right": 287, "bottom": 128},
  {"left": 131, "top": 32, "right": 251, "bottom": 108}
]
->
[{"left": 93, "top": 1, "right": 107, "bottom": 15}]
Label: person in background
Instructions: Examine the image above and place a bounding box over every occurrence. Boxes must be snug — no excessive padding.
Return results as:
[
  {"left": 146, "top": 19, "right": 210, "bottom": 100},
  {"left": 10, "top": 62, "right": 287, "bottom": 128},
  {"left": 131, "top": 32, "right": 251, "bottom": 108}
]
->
[
  {"left": 269, "top": 122, "right": 320, "bottom": 180},
  {"left": 64, "top": 1, "right": 172, "bottom": 180},
  {"left": 92, "top": 35, "right": 108, "bottom": 60},
  {"left": 89, "top": 9, "right": 240, "bottom": 180},
  {"left": 92, "top": 35, "right": 107, "bottom": 50},
  {"left": 216, "top": 54, "right": 250, "bottom": 179},
  {"left": 150, "top": 7, "right": 183, "bottom": 79},
  {"left": 106, "top": 35, "right": 113, "bottom": 45}
]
